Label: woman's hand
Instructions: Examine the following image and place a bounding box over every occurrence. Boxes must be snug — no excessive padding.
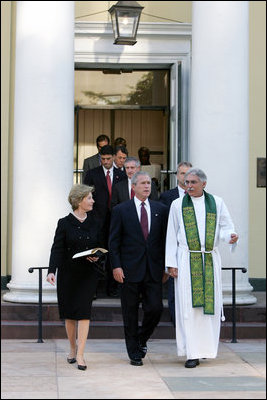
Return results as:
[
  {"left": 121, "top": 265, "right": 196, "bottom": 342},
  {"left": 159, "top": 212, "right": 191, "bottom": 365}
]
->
[
  {"left": 47, "top": 273, "right": 56, "bottom": 285},
  {"left": 86, "top": 256, "right": 99, "bottom": 263}
]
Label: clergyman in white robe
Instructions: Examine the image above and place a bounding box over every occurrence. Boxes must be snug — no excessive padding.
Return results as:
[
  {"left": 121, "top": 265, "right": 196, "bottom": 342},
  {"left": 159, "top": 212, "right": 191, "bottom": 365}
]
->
[{"left": 165, "top": 193, "right": 237, "bottom": 360}]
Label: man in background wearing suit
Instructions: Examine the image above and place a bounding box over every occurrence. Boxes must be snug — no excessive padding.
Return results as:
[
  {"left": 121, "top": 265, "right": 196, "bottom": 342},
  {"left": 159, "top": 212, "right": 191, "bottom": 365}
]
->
[
  {"left": 113, "top": 137, "right": 127, "bottom": 148},
  {"left": 159, "top": 161, "right": 192, "bottom": 325},
  {"left": 82, "top": 134, "right": 110, "bottom": 182},
  {"left": 111, "top": 157, "right": 158, "bottom": 209},
  {"left": 109, "top": 171, "right": 168, "bottom": 366},
  {"left": 84, "top": 145, "right": 126, "bottom": 297},
  {"left": 113, "top": 145, "right": 128, "bottom": 173}
]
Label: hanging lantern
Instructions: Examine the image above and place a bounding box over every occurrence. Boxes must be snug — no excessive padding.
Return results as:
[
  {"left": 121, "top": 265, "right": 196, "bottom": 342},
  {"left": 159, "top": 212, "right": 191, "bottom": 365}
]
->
[{"left": 108, "top": 1, "right": 144, "bottom": 45}]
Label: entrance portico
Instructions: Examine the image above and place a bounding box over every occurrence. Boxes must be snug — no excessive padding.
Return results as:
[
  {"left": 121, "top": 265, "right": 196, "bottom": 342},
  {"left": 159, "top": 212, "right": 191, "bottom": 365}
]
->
[{"left": 4, "top": 1, "right": 256, "bottom": 305}]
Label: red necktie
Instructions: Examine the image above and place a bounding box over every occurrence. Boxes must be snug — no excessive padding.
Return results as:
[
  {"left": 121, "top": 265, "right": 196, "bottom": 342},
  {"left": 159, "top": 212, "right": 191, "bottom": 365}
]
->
[
  {"left": 131, "top": 188, "right": 135, "bottom": 199},
  {"left": 140, "top": 202, "right": 148, "bottom": 240},
  {"left": 106, "top": 170, "right": 112, "bottom": 207}
]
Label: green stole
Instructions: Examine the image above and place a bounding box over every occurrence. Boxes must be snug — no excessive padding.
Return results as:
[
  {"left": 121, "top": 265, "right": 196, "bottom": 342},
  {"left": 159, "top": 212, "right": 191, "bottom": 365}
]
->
[{"left": 182, "top": 191, "right": 216, "bottom": 315}]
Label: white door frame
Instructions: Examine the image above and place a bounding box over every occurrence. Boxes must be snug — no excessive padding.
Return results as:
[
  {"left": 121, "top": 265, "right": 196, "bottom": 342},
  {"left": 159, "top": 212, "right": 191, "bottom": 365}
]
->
[{"left": 75, "top": 21, "right": 192, "bottom": 187}]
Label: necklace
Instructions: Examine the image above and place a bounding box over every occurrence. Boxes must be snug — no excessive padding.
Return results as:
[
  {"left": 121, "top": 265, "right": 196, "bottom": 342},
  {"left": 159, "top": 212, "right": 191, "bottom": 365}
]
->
[{"left": 73, "top": 212, "right": 87, "bottom": 221}]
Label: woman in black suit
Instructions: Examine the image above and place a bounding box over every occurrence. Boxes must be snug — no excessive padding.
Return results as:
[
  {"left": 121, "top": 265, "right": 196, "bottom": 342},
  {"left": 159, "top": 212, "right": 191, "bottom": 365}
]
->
[{"left": 47, "top": 184, "right": 105, "bottom": 370}]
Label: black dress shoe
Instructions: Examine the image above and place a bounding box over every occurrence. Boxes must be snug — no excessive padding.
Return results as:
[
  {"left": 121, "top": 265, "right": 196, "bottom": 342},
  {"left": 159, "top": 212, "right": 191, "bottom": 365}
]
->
[
  {"left": 67, "top": 357, "right": 76, "bottom": 364},
  {"left": 106, "top": 288, "right": 119, "bottom": 297},
  {"left": 130, "top": 358, "right": 143, "bottom": 366},
  {"left": 139, "top": 344, "right": 147, "bottom": 358},
  {"left": 109, "top": 291, "right": 119, "bottom": 298},
  {"left": 185, "top": 359, "right": 199, "bottom": 368}
]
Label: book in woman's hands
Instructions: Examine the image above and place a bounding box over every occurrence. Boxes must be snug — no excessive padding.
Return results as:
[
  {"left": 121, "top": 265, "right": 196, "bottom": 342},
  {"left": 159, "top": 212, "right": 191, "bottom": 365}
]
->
[{"left": 72, "top": 248, "right": 108, "bottom": 259}]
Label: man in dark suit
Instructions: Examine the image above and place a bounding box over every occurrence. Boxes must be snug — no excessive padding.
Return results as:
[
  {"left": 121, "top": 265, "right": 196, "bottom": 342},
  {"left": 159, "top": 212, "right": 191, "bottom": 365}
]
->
[
  {"left": 84, "top": 145, "right": 126, "bottom": 297},
  {"left": 109, "top": 171, "right": 168, "bottom": 366},
  {"left": 113, "top": 145, "right": 128, "bottom": 173},
  {"left": 159, "top": 161, "right": 192, "bottom": 325},
  {"left": 111, "top": 157, "right": 158, "bottom": 209},
  {"left": 82, "top": 134, "right": 110, "bottom": 182}
]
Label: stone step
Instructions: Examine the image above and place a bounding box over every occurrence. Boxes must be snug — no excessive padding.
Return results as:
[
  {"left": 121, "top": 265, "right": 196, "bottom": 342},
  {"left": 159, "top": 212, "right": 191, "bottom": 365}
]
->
[
  {"left": 2, "top": 292, "right": 265, "bottom": 340},
  {"left": 1, "top": 320, "right": 265, "bottom": 340},
  {"left": 1, "top": 300, "right": 265, "bottom": 323}
]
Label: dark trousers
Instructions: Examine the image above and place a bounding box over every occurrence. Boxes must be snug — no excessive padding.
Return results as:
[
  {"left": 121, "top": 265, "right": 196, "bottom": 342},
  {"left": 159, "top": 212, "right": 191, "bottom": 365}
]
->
[
  {"left": 120, "top": 269, "right": 163, "bottom": 359},
  {"left": 168, "top": 277, "right": 176, "bottom": 326},
  {"left": 106, "top": 254, "right": 119, "bottom": 295},
  {"left": 102, "top": 214, "right": 119, "bottom": 296}
]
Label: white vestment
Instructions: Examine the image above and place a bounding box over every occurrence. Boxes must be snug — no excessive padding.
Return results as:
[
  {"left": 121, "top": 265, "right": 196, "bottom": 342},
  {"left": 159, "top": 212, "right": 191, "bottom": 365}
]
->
[{"left": 165, "top": 194, "right": 236, "bottom": 359}]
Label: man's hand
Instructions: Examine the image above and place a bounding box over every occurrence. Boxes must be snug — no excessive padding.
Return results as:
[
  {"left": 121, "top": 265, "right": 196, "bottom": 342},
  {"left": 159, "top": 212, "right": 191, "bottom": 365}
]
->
[
  {"left": 162, "top": 272, "right": 169, "bottom": 284},
  {"left": 229, "top": 233, "right": 238, "bottom": 244},
  {"left": 113, "top": 267, "right": 125, "bottom": 283},
  {"left": 168, "top": 267, "right": 178, "bottom": 278}
]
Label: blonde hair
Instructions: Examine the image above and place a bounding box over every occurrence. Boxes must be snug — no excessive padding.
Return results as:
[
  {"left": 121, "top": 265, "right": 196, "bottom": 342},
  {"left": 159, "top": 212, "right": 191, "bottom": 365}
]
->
[{"left": 68, "top": 184, "right": 94, "bottom": 211}]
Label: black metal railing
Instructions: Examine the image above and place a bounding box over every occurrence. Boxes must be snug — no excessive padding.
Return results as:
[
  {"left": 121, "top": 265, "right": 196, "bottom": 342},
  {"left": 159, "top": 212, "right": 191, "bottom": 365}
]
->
[
  {"left": 29, "top": 265, "right": 247, "bottom": 343},
  {"left": 28, "top": 266, "right": 48, "bottom": 343},
  {"left": 222, "top": 266, "right": 247, "bottom": 343}
]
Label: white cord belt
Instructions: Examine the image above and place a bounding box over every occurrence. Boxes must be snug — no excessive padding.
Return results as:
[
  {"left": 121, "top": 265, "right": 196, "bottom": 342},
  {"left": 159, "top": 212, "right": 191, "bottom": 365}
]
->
[{"left": 188, "top": 249, "right": 213, "bottom": 254}]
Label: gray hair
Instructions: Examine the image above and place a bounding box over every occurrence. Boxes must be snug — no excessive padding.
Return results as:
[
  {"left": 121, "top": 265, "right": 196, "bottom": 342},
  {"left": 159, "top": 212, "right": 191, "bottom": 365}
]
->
[
  {"left": 177, "top": 161, "right": 192, "bottom": 171},
  {"left": 184, "top": 168, "right": 207, "bottom": 182},
  {"left": 124, "top": 157, "right": 140, "bottom": 167},
  {"left": 131, "top": 171, "right": 151, "bottom": 186},
  {"left": 68, "top": 184, "right": 94, "bottom": 211}
]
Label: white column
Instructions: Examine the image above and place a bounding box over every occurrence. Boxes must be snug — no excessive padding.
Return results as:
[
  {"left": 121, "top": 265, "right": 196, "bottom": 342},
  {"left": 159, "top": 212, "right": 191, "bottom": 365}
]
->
[
  {"left": 190, "top": 1, "right": 256, "bottom": 304},
  {"left": 4, "top": 1, "right": 75, "bottom": 303}
]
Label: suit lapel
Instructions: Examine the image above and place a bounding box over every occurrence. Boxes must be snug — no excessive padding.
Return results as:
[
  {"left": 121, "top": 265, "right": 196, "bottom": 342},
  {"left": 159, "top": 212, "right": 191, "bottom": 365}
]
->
[
  {"left": 149, "top": 201, "right": 162, "bottom": 239},
  {"left": 149, "top": 201, "right": 155, "bottom": 236},
  {"left": 112, "top": 168, "right": 122, "bottom": 187},
  {"left": 122, "top": 180, "right": 130, "bottom": 200},
  {"left": 98, "top": 167, "right": 109, "bottom": 194}
]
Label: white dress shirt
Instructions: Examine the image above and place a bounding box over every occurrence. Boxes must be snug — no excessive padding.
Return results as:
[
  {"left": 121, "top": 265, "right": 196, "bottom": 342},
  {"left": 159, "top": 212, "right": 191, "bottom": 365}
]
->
[
  {"left": 178, "top": 185, "right": 187, "bottom": 198},
  {"left": 102, "top": 166, "right": 114, "bottom": 182},
  {"left": 113, "top": 161, "right": 124, "bottom": 171},
  {"left": 128, "top": 178, "right": 132, "bottom": 199}
]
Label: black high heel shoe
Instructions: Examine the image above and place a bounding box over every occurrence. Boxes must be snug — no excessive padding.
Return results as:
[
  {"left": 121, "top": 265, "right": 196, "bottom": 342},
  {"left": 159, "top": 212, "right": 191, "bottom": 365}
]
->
[
  {"left": 77, "top": 363, "right": 87, "bottom": 370},
  {"left": 77, "top": 356, "right": 87, "bottom": 370},
  {"left": 67, "top": 357, "right": 76, "bottom": 364},
  {"left": 67, "top": 346, "right": 77, "bottom": 363}
]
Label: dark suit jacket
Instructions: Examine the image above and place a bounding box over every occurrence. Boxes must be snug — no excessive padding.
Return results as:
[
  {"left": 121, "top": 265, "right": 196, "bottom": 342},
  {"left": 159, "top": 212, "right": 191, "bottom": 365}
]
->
[
  {"left": 82, "top": 153, "right": 101, "bottom": 182},
  {"left": 159, "top": 187, "right": 180, "bottom": 210},
  {"left": 111, "top": 179, "right": 158, "bottom": 208},
  {"left": 83, "top": 165, "right": 126, "bottom": 224},
  {"left": 109, "top": 199, "right": 168, "bottom": 283}
]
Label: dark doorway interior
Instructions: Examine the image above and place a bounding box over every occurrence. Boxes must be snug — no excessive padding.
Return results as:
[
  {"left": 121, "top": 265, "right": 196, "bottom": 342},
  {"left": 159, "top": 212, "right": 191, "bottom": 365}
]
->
[{"left": 74, "top": 68, "right": 171, "bottom": 192}]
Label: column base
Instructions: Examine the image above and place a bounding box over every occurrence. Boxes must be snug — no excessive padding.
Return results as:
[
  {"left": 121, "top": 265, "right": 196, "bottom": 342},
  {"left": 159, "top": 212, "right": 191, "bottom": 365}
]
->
[
  {"left": 3, "top": 281, "right": 57, "bottom": 303},
  {"left": 222, "top": 270, "right": 257, "bottom": 305}
]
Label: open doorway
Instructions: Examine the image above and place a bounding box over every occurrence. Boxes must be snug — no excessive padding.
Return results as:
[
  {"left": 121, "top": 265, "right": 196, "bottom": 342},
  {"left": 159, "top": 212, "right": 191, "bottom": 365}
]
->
[{"left": 74, "top": 68, "right": 174, "bottom": 192}]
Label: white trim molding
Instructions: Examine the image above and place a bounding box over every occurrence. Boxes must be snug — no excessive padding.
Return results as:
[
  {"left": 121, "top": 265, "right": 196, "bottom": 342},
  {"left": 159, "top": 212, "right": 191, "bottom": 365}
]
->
[
  {"left": 75, "top": 21, "right": 192, "bottom": 37},
  {"left": 75, "top": 21, "right": 192, "bottom": 66}
]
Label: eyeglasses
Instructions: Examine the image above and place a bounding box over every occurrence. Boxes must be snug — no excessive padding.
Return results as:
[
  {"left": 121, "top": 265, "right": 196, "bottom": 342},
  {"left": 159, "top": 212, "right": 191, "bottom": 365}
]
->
[{"left": 185, "top": 180, "right": 200, "bottom": 185}]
